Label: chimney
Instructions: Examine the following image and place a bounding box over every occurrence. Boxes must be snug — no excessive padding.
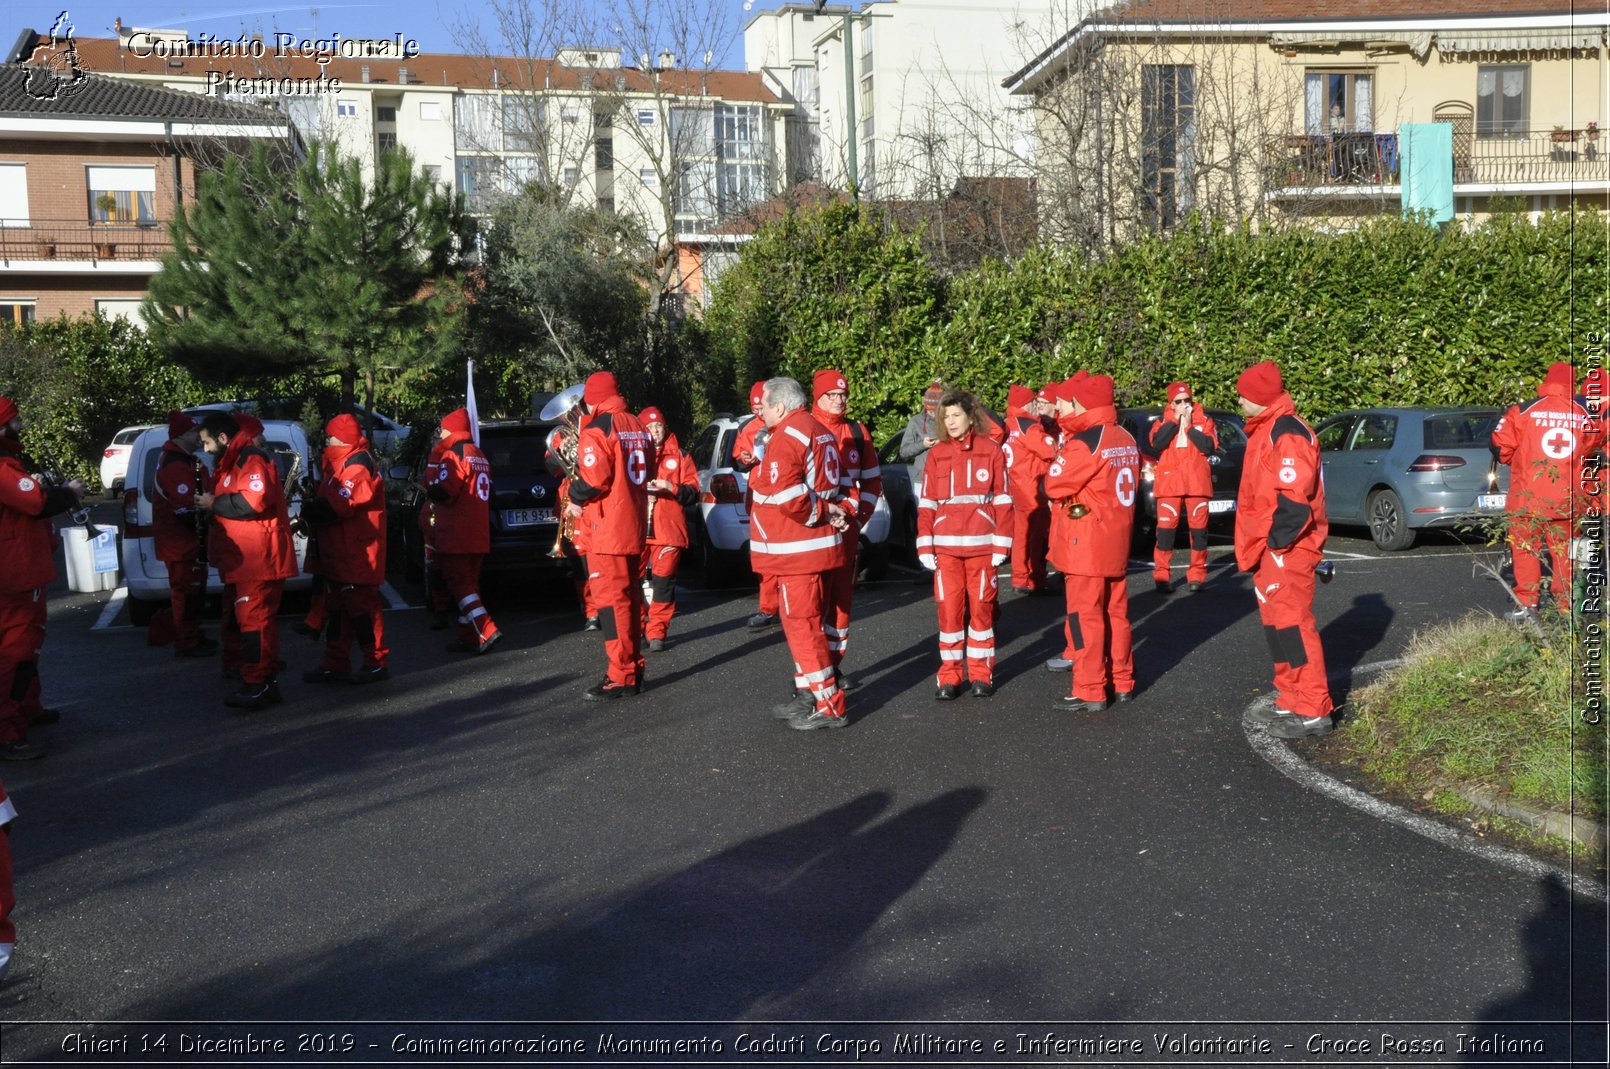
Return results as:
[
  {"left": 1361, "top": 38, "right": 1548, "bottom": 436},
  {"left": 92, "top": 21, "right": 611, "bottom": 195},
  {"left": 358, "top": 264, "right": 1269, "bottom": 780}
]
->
[
  {"left": 361, "top": 64, "right": 371, "bottom": 82},
  {"left": 492, "top": 68, "right": 500, "bottom": 87},
  {"left": 399, "top": 66, "right": 410, "bottom": 84},
  {"left": 657, "top": 50, "right": 675, "bottom": 69}
]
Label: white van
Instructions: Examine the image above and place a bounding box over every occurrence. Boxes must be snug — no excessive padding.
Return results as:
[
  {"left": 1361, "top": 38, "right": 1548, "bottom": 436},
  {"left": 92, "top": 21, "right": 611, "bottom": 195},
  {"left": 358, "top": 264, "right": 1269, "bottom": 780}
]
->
[{"left": 119, "top": 419, "right": 314, "bottom": 624}]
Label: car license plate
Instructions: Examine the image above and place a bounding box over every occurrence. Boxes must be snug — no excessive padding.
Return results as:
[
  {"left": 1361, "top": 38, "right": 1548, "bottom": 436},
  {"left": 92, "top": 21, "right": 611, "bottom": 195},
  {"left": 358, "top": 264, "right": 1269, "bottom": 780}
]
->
[
  {"left": 1477, "top": 494, "right": 1506, "bottom": 510},
  {"left": 1208, "top": 499, "right": 1236, "bottom": 514},
  {"left": 503, "top": 507, "right": 555, "bottom": 527}
]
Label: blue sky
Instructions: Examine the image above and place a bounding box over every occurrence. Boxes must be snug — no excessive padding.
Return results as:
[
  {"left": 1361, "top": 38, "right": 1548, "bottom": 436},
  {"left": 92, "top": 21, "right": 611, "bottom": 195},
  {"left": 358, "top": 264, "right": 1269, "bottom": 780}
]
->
[{"left": 24, "top": 0, "right": 795, "bottom": 68}]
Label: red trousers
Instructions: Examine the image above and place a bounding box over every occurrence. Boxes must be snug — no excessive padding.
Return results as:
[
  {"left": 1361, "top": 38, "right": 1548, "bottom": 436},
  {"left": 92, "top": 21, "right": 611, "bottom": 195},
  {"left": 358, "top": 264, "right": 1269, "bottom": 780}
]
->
[
  {"left": 1252, "top": 548, "right": 1333, "bottom": 718},
  {"left": 1062, "top": 574, "right": 1134, "bottom": 702},
  {"left": 0, "top": 588, "right": 46, "bottom": 744},
  {"left": 320, "top": 583, "right": 388, "bottom": 671},
  {"left": 591, "top": 553, "right": 645, "bottom": 687},
  {"left": 777, "top": 572, "right": 844, "bottom": 719},
  {"left": 438, "top": 553, "right": 497, "bottom": 644},
  {"left": 164, "top": 558, "right": 207, "bottom": 650},
  {"left": 824, "top": 557, "right": 855, "bottom": 669},
  {"left": 1154, "top": 496, "right": 1210, "bottom": 584},
  {"left": 934, "top": 554, "right": 998, "bottom": 686},
  {"left": 1011, "top": 505, "right": 1050, "bottom": 591},
  {"left": 1510, "top": 515, "right": 1573, "bottom": 612},
  {"left": 221, "top": 579, "right": 285, "bottom": 686},
  {"left": 642, "top": 545, "right": 682, "bottom": 640},
  {"left": 758, "top": 574, "right": 778, "bottom": 616}
]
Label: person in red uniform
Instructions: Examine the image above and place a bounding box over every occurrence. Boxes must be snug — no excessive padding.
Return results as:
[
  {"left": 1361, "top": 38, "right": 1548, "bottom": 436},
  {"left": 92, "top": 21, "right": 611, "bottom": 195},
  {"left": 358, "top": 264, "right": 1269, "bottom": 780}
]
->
[
  {"left": 1235, "top": 360, "right": 1335, "bottom": 738},
  {"left": 197, "top": 412, "right": 296, "bottom": 711},
  {"left": 0, "top": 778, "right": 14, "bottom": 981},
  {"left": 640, "top": 406, "right": 700, "bottom": 652},
  {"left": 751, "top": 377, "right": 854, "bottom": 730},
  {"left": 422, "top": 408, "right": 502, "bottom": 655},
  {"left": 1149, "top": 380, "right": 1220, "bottom": 594},
  {"left": 1492, "top": 361, "right": 1606, "bottom": 618},
  {"left": 151, "top": 410, "right": 217, "bottom": 657},
  {"left": 300, "top": 414, "right": 389, "bottom": 684},
  {"left": 811, "top": 369, "right": 882, "bottom": 685},
  {"left": 918, "top": 389, "right": 1013, "bottom": 699},
  {"left": 1003, "top": 384, "right": 1056, "bottom": 595},
  {"left": 1031, "top": 376, "right": 1085, "bottom": 672},
  {"left": 1044, "top": 374, "right": 1140, "bottom": 712},
  {"left": 732, "top": 382, "right": 780, "bottom": 631},
  {"left": 0, "top": 397, "right": 85, "bottom": 760},
  {"left": 568, "top": 371, "right": 654, "bottom": 700}
]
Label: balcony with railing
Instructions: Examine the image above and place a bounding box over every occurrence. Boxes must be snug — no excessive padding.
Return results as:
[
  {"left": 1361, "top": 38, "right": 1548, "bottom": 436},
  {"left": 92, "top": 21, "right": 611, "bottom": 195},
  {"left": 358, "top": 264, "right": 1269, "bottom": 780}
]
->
[
  {"left": 0, "top": 220, "right": 173, "bottom": 267},
  {"left": 1271, "top": 127, "right": 1608, "bottom": 193}
]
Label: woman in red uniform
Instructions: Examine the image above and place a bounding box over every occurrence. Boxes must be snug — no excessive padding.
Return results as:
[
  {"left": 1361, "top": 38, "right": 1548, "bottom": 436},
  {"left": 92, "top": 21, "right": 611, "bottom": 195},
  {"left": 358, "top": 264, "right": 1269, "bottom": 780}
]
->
[
  {"left": 917, "top": 390, "right": 1013, "bottom": 699},
  {"left": 639, "top": 407, "right": 700, "bottom": 651}
]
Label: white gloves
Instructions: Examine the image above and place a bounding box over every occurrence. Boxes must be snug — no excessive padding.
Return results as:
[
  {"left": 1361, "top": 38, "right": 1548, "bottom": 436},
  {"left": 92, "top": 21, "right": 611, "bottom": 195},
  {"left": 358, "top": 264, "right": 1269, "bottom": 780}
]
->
[
  {"left": 919, "top": 553, "right": 937, "bottom": 572},
  {"left": 991, "top": 553, "right": 1007, "bottom": 568}
]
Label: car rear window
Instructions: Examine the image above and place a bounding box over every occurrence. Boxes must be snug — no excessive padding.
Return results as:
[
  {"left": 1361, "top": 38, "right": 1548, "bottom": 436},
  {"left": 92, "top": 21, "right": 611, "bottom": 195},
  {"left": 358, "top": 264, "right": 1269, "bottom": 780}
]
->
[
  {"left": 480, "top": 427, "right": 552, "bottom": 474},
  {"left": 1423, "top": 411, "right": 1498, "bottom": 449},
  {"left": 114, "top": 427, "right": 147, "bottom": 445}
]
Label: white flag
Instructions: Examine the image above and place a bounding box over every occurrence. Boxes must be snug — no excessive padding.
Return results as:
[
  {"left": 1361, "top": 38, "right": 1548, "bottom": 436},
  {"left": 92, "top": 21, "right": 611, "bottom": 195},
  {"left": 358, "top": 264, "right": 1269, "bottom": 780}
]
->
[{"left": 466, "top": 358, "right": 481, "bottom": 447}]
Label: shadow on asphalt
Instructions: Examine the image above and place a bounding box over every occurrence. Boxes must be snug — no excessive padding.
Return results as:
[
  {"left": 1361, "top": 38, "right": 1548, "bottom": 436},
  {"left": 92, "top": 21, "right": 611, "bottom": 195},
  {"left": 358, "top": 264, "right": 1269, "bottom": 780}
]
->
[
  {"left": 1462, "top": 875, "right": 1608, "bottom": 1061},
  {"left": 109, "top": 789, "right": 990, "bottom": 1020},
  {"left": 1318, "top": 592, "right": 1394, "bottom": 694}
]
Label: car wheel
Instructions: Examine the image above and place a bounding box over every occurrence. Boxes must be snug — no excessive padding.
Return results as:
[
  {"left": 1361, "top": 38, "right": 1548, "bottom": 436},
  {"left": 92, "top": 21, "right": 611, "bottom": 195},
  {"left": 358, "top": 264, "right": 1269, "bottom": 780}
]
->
[
  {"left": 126, "top": 596, "right": 159, "bottom": 626},
  {"left": 700, "top": 536, "right": 746, "bottom": 589},
  {"left": 1367, "top": 488, "right": 1417, "bottom": 551}
]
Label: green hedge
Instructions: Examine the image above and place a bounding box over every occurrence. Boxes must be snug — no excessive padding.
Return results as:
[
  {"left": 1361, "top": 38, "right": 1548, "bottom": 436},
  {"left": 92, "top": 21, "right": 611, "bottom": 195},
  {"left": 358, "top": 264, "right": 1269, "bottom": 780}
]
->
[{"left": 705, "top": 204, "right": 1606, "bottom": 436}]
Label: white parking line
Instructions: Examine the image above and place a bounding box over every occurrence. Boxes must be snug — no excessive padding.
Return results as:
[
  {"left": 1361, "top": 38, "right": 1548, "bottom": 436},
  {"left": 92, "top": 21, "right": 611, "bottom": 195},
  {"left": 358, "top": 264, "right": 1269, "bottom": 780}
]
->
[
  {"left": 92, "top": 587, "right": 128, "bottom": 631},
  {"left": 1243, "top": 662, "right": 1606, "bottom": 903}
]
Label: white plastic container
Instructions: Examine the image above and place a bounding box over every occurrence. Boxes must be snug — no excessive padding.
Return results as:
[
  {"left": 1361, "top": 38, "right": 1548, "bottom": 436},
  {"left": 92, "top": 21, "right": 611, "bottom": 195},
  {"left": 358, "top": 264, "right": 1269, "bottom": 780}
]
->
[{"left": 61, "top": 524, "right": 120, "bottom": 593}]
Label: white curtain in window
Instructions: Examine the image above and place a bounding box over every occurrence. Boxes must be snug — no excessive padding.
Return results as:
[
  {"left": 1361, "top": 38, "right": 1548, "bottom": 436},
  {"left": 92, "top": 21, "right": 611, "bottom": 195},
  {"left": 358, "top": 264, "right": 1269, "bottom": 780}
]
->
[
  {"left": 86, "top": 166, "right": 156, "bottom": 191},
  {"left": 1353, "top": 76, "right": 1373, "bottom": 132},
  {"left": 1477, "top": 68, "right": 1496, "bottom": 101},
  {"left": 1501, "top": 68, "right": 1525, "bottom": 98},
  {"left": 1304, "top": 74, "right": 1323, "bottom": 134}
]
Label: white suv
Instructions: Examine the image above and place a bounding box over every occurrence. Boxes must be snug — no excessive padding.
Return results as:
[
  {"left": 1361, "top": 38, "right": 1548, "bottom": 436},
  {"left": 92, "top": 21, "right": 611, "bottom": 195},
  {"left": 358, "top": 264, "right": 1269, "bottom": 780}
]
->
[
  {"left": 119, "top": 420, "right": 315, "bottom": 624},
  {"left": 684, "top": 413, "right": 891, "bottom": 587},
  {"left": 99, "top": 424, "right": 156, "bottom": 497}
]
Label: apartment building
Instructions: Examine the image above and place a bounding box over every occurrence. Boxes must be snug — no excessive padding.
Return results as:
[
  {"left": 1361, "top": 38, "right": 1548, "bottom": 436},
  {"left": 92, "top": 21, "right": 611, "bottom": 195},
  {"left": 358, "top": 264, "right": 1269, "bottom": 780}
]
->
[
  {"left": 0, "top": 63, "right": 289, "bottom": 322},
  {"left": 1003, "top": 0, "right": 1609, "bottom": 245},
  {"left": 17, "top": 29, "right": 791, "bottom": 255},
  {"left": 744, "top": 0, "right": 1074, "bottom": 199}
]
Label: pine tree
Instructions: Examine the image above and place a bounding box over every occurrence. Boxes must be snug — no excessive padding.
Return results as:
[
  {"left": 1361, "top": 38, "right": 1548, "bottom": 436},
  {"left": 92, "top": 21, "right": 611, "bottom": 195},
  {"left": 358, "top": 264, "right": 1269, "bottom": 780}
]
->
[{"left": 144, "top": 142, "right": 474, "bottom": 422}]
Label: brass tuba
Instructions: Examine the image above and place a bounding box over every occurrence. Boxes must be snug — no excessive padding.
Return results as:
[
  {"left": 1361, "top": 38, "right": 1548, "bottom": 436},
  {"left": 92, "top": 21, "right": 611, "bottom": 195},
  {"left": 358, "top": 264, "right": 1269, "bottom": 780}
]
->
[{"left": 541, "top": 384, "right": 585, "bottom": 556}]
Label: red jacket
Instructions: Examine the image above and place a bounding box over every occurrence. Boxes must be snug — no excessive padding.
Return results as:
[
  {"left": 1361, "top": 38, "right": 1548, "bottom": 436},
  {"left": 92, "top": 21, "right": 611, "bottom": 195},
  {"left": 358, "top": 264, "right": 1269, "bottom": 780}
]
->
[
  {"left": 422, "top": 430, "right": 492, "bottom": 554},
  {"left": 647, "top": 432, "right": 699, "bottom": 549},
  {"left": 1043, "top": 406, "right": 1140, "bottom": 578},
  {"left": 208, "top": 441, "right": 296, "bottom": 583},
  {"left": 1493, "top": 381, "right": 1605, "bottom": 521},
  {"left": 1003, "top": 410, "right": 1056, "bottom": 513},
  {"left": 732, "top": 415, "right": 765, "bottom": 473},
  {"left": 303, "top": 442, "right": 386, "bottom": 585},
  {"left": 0, "top": 441, "right": 77, "bottom": 593},
  {"left": 1149, "top": 404, "right": 1219, "bottom": 499},
  {"left": 153, "top": 439, "right": 206, "bottom": 563},
  {"left": 571, "top": 395, "right": 654, "bottom": 557},
  {"left": 1235, "top": 393, "right": 1328, "bottom": 571},
  {"left": 918, "top": 432, "right": 1013, "bottom": 559},
  {"left": 814, "top": 407, "right": 883, "bottom": 526},
  {"left": 749, "top": 408, "right": 851, "bottom": 575}
]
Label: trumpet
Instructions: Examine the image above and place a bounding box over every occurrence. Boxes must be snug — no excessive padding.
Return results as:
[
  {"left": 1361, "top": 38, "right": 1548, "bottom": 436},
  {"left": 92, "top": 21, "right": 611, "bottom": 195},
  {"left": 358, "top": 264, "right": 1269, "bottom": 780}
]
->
[{"left": 283, "top": 452, "right": 315, "bottom": 539}]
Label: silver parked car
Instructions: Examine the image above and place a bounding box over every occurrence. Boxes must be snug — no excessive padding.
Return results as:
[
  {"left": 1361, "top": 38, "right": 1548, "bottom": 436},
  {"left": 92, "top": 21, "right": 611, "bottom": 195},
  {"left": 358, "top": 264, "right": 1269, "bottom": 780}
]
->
[{"left": 1315, "top": 407, "right": 1510, "bottom": 550}]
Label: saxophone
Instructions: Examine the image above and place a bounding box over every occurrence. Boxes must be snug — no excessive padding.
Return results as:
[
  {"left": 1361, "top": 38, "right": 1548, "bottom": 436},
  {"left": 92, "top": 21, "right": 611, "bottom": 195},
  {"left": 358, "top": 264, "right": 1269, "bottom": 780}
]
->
[{"left": 541, "top": 383, "right": 585, "bottom": 558}]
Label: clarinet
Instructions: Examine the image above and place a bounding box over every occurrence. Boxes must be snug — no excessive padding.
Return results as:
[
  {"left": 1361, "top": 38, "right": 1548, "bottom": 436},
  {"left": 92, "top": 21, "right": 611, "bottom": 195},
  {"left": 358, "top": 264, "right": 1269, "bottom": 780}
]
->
[
  {"left": 193, "top": 454, "right": 210, "bottom": 565},
  {"left": 28, "top": 446, "right": 99, "bottom": 537}
]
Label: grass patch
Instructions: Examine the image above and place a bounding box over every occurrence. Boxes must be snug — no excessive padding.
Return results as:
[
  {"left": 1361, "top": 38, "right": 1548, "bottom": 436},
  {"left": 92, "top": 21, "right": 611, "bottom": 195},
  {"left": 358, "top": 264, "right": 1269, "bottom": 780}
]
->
[{"left": 1335, "top": 612, "right": 1608, "bottom": 822}]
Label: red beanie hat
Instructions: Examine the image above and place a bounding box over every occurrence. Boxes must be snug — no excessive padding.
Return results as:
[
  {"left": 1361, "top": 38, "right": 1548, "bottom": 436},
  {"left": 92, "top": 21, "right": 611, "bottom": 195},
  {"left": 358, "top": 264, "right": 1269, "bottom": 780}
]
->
[
  {"left": 584, "top": 370, "right": 619, "bottom": 406},
  {"left": 1165, "top": 381, "right": 1192, "bottom": 403},
  {"left": 235, "top": 413, "right": 264, "bottom": 441},
  {"left": 638, "top": 406, "right": 665, "bottom": 426},
  {"left": 1007, "top": 384, "right": 1033, "bottom": 409},
  {"left": 1071, "top": 374, "right": 1115, "bottom": 410},
  {"left": 814, "top": 369, "right": 848, "bottom": 400},
  {"left": 749, "top": 381, "right": 765, "bottom": 407},
  {"left": 325, "top": 413, "right": 362, "bottom": 444},
  {"left": 1540, "top": 361, "right": 1574, "bottom": 395},
  {"left": 1236, "top": 360, "right": 1284, "bottom": 406},
  {"left": 0, "top": 396, "right": 16, "bottom": 426},
  {"left": 168, "top": 409, "right": 196, "bottom": 438},
  {"left": 441, "top": 408, "right": 472, "bottom": 435}
]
